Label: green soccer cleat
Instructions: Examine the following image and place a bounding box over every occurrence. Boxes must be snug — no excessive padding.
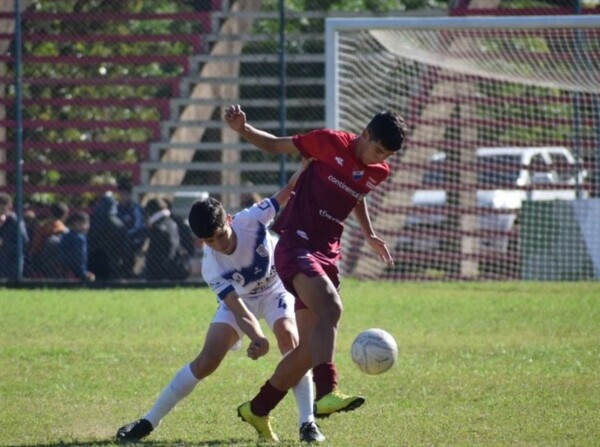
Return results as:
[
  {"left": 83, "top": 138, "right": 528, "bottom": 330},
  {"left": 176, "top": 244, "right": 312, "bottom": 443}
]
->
[
  {"left": 314, "top": 390, "right": 365, "bottom": 419},
  {"left": 237, "top": 401, "right": 279, "bottom": 442}
]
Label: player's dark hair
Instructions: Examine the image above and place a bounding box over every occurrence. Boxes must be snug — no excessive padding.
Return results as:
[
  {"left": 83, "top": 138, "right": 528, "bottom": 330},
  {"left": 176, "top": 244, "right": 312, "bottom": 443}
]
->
[
  {"left": 367, "top": 111, "right": 407, "bottom": 154},
  {"left": 187, "top": 197, "right": 227, "bottom": 239}
]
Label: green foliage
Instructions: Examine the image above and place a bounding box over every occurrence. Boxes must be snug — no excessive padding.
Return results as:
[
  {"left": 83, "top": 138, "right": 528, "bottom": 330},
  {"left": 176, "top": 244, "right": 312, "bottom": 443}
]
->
[
  {"left": 8, "top": 1, "right": 202, "bottom": 206},
  {"left": 0, "top": 281, "right": 599, "bottom": 446},
  {"left": 10, "top": 0, "right": 584, "bottom": 206},
  {"left": 5, "top": 1, "right": 407, "bottom": 201},
  {"left": 262, "top": 0, "right": 445, "bottom": 12}
]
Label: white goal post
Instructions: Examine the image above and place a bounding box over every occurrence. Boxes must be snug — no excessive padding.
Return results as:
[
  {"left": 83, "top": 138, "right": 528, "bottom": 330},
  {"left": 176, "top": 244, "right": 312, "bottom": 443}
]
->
[{"left": 325, "top": 15, "right": 600, "bottom": 281}]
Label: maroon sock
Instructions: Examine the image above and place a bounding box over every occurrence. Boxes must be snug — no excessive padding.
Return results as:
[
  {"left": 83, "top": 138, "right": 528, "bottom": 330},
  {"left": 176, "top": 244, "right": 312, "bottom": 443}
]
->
[
  {"left": 250, "top": 380, "right": 287, "bottom": 416},
  {"left": 313, "top": 362, "right": 339, "bottom": 400}
]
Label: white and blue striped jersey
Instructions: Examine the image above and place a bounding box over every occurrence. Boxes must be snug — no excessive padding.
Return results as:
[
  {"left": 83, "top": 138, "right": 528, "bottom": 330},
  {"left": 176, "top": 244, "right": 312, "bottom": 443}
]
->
[{"left": 202, "top": 198, "right": 283, "bottom": 301}]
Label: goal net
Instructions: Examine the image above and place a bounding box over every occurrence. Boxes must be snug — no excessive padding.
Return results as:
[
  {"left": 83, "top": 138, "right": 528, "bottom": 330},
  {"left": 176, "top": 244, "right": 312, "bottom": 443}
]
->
[{"left": 326, "top": 16, "right": 600, "bottom": 281}]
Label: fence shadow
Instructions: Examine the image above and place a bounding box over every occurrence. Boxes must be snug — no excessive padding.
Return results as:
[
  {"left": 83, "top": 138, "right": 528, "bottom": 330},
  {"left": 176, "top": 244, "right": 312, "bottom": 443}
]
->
[{"left": 15, "top": 438, "right": 266, "bottom": 447}]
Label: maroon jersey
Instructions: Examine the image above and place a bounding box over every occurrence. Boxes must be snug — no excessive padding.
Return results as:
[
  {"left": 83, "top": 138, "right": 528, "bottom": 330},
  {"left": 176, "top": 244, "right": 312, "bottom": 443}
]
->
[{"left": 272, "top": 129, "right": 390, "bottom": 258}]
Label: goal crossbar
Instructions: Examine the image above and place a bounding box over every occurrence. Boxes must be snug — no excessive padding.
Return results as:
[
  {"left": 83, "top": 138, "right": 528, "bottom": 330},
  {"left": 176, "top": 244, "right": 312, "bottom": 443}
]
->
[
  {"left": 326, "top": 15, "right": 600, "bottom": 128},
  {"left": 326, "top": 15, "right": 600, "bottom": 281}
]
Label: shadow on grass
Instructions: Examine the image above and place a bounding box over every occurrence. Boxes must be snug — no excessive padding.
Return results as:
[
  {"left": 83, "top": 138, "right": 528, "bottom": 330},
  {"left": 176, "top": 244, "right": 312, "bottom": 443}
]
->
[{"left": 17, "top": 439, "right": 303, "bottom": 447}]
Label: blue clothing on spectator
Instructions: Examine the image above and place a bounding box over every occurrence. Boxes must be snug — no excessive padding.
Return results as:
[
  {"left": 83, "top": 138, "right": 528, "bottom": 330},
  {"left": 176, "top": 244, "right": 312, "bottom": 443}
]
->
[
  {"left": 0, "top": 213, "right": 29, "bottom": 280},
  {"left": 117, "top": 200, "right": 145, "bottom": 249},
  {"left": 37, "top": 233, "right": 64, "bottom": 278},
  {"left": 88, "top": 194, "right": 129, "bottom": 280},
  {"left": 60, "top": 229, "right": 89, "bottom": 280}
]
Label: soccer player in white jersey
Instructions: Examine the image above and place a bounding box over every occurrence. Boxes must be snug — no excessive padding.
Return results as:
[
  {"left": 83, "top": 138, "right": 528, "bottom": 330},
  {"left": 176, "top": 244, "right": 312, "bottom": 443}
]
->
[{"left": 116, "top": 159, "right": 325, "bottom": 444}]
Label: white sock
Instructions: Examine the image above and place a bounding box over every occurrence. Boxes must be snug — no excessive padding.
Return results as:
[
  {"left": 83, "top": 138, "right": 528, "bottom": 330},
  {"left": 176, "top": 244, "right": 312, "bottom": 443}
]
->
[
  {"left": 292, "top": 370, "right": 315, "bottom": 426},
  {"left": 144, "top": 363, "right": 200, "bottom": 428}
]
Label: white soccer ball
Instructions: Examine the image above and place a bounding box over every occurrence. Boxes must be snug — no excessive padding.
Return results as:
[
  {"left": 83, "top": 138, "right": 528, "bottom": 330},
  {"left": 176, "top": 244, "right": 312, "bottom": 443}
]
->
[{"left": 350, "top": 328, "right": 398, "bottom": 375}]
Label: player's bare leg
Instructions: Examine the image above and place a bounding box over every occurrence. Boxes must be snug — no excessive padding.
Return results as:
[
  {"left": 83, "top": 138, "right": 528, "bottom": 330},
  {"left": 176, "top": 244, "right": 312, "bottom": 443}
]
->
[
  {"left": 189, "top": 323, "right": 240, "bottom": 379},
  {"left": 272, "top": 316, "right": 298, "bottom": 354},
  {"left": 269, "top": 309, "right": 315, "bottom": 391},
  {"left": 292, "top": 274, "right": 341, "bottom": 367},
  {"left": 240, "top": 310, "right": 324, "bottom": 442},
  {"left": 273, "top": 317, "right": 312, "bottom": 421},
  {"left": 293, "top": 273, "right": 365, "bottom": 418},
  {"left": 117, "top": 323, "right": 238, "bottom": 443}
]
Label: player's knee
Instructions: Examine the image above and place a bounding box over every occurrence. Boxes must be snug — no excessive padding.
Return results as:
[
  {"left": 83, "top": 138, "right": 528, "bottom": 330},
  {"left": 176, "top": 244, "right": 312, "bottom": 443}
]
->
[
  {"left": 274, "top": 320, "right": 299, "bottom": 354},
  {"left": 322, "top": 297, "right": 343, "bottom": 326},
  {"left": 277, "top": 333, "right": 296, "bottom": 354},
  {"left": 190, "top": 352, "right": 222, "bottom": 378}
]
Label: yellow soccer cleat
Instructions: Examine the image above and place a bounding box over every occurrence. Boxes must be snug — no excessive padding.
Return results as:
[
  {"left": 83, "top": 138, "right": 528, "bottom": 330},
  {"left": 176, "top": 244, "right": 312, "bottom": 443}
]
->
[
  {"left": 314, "top": 390, "right": 365, "bottom": 419},
  {"left": 237, "top": 401, "right": 279, "bottom": 442}
]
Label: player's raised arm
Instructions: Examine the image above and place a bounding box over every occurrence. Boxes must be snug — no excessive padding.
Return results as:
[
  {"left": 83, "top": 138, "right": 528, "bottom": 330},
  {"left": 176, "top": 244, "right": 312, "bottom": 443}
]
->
[
  {"left": 225, "top": 104, "right": 298, "bottom": 155},
  {"left": 353, "top": 197, "right": 394, "bottom": 266},
  {"left": 221, "top": 290, "right": 270, "bottom": 360}
]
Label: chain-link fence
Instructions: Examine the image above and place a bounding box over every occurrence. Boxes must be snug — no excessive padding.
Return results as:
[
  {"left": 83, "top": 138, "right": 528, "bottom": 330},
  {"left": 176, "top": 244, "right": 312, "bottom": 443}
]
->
[
  {"left": 0, "top": 0, "right": 339, "bottom": 284},
  {"left": 1, "top": 0, "right": 597, "bottom": 285}
]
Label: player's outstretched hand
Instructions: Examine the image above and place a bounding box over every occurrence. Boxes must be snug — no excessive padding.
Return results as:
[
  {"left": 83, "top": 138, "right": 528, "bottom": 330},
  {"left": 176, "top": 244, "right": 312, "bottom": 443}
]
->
[
  {"left": 366, "top": 234, "right": 394, "bottom": 266},
  {"left": 224, "top": 104, "right": 246, "bottom": 132},
  {"left": 247, "top": 336, "right": 269, "bottom": 360}
]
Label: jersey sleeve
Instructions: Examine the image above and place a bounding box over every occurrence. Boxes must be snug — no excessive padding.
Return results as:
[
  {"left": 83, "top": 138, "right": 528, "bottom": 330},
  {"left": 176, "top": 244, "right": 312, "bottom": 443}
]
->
[
  {"left": 292, "top": 129, "right": 338, "bottom": 161},
  {"left": 202, "top": 261, "right": 235, "bottom": 301},
  {"left": 236, "top": 198, "right": 278, "bottom": 227}
]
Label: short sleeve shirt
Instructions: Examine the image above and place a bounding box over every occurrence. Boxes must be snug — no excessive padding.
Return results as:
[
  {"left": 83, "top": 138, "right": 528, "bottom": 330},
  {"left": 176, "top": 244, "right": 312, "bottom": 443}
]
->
[
  {"left": 272, "top": 129, "right": 390, "bottom": 257},
  {"left": 202, "top": 198, "right": 281, "bottom": 301}
]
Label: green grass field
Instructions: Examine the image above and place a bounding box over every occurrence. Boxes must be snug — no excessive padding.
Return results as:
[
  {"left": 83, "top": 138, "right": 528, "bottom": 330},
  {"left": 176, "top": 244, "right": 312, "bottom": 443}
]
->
[{"left": 1, "top": 280, "right": 599, "bottom": 446}]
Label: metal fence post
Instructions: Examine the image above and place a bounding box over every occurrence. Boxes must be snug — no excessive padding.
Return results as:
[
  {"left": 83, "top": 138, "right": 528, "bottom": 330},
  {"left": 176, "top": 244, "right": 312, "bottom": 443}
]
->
[{"left": 14, "top": 0, "right": 24, "bottom": 282}]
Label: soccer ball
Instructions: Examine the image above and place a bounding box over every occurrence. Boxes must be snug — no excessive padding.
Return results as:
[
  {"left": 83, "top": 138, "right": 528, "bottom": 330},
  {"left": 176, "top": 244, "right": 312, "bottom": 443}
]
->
[{"left": 350, "top": 328, "right": 398, "bottom": 375}]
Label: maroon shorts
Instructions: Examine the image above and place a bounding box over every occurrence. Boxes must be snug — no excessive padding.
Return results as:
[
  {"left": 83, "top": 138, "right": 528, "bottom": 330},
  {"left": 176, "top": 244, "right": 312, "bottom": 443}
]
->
[{"left": 274, "top": 234, "right": 340, "bottom": 311}]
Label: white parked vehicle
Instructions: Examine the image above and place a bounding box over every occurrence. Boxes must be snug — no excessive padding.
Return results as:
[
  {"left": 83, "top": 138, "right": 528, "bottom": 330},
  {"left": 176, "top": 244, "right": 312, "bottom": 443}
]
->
[{"left": 397, "top": 146, "right": 588, "bottom": 271}]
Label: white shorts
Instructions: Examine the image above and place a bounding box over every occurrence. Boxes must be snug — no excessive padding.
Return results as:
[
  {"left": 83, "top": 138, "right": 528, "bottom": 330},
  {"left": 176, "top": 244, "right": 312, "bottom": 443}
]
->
[{"left": 211, "top": 285, "right": 295, "bottom": 351}]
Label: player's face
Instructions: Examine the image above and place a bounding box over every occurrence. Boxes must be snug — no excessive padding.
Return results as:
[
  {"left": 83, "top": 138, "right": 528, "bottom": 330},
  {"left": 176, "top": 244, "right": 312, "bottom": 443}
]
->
[
  {"left": 355, "top": 130, "right": 396, "bottom": 165},
  {"left": 201, "top": 222, "right": 236, "bottom": 255}
]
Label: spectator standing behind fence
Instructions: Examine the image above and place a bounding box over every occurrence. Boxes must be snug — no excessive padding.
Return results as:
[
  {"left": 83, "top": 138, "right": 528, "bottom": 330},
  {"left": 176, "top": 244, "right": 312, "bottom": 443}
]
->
[
  {"left": 22, "top": 205, "right": 38, "bottom": 277},
  {"left": 143, "top": 198, "right": 189, "bottom": 280},
  {"left": 117, "top": 178, "right": 145, "bottom": 278},
  {"left": 0, "top": 193, "right": 29, "bottom": 280},
  {"left": 60, "top": 211, "right": 95, "bottom": 282},
  {"left": 165, "top": 199, "right": 196, "bottom": 260},
  {"left": 28, "top": 201, "right": 69, "bottom": 277},
  {"left": 23, "top": 206, "right": 38, "bottom": 248},
  {"left": 88, "top": 192, "right": 130, "bottom": 280}
]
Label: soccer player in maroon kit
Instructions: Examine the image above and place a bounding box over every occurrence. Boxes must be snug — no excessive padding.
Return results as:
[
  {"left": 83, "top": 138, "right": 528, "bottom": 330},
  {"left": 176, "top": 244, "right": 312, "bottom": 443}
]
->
[{"left": 225, "top": 104, "right": 407, "bottom": 442}]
